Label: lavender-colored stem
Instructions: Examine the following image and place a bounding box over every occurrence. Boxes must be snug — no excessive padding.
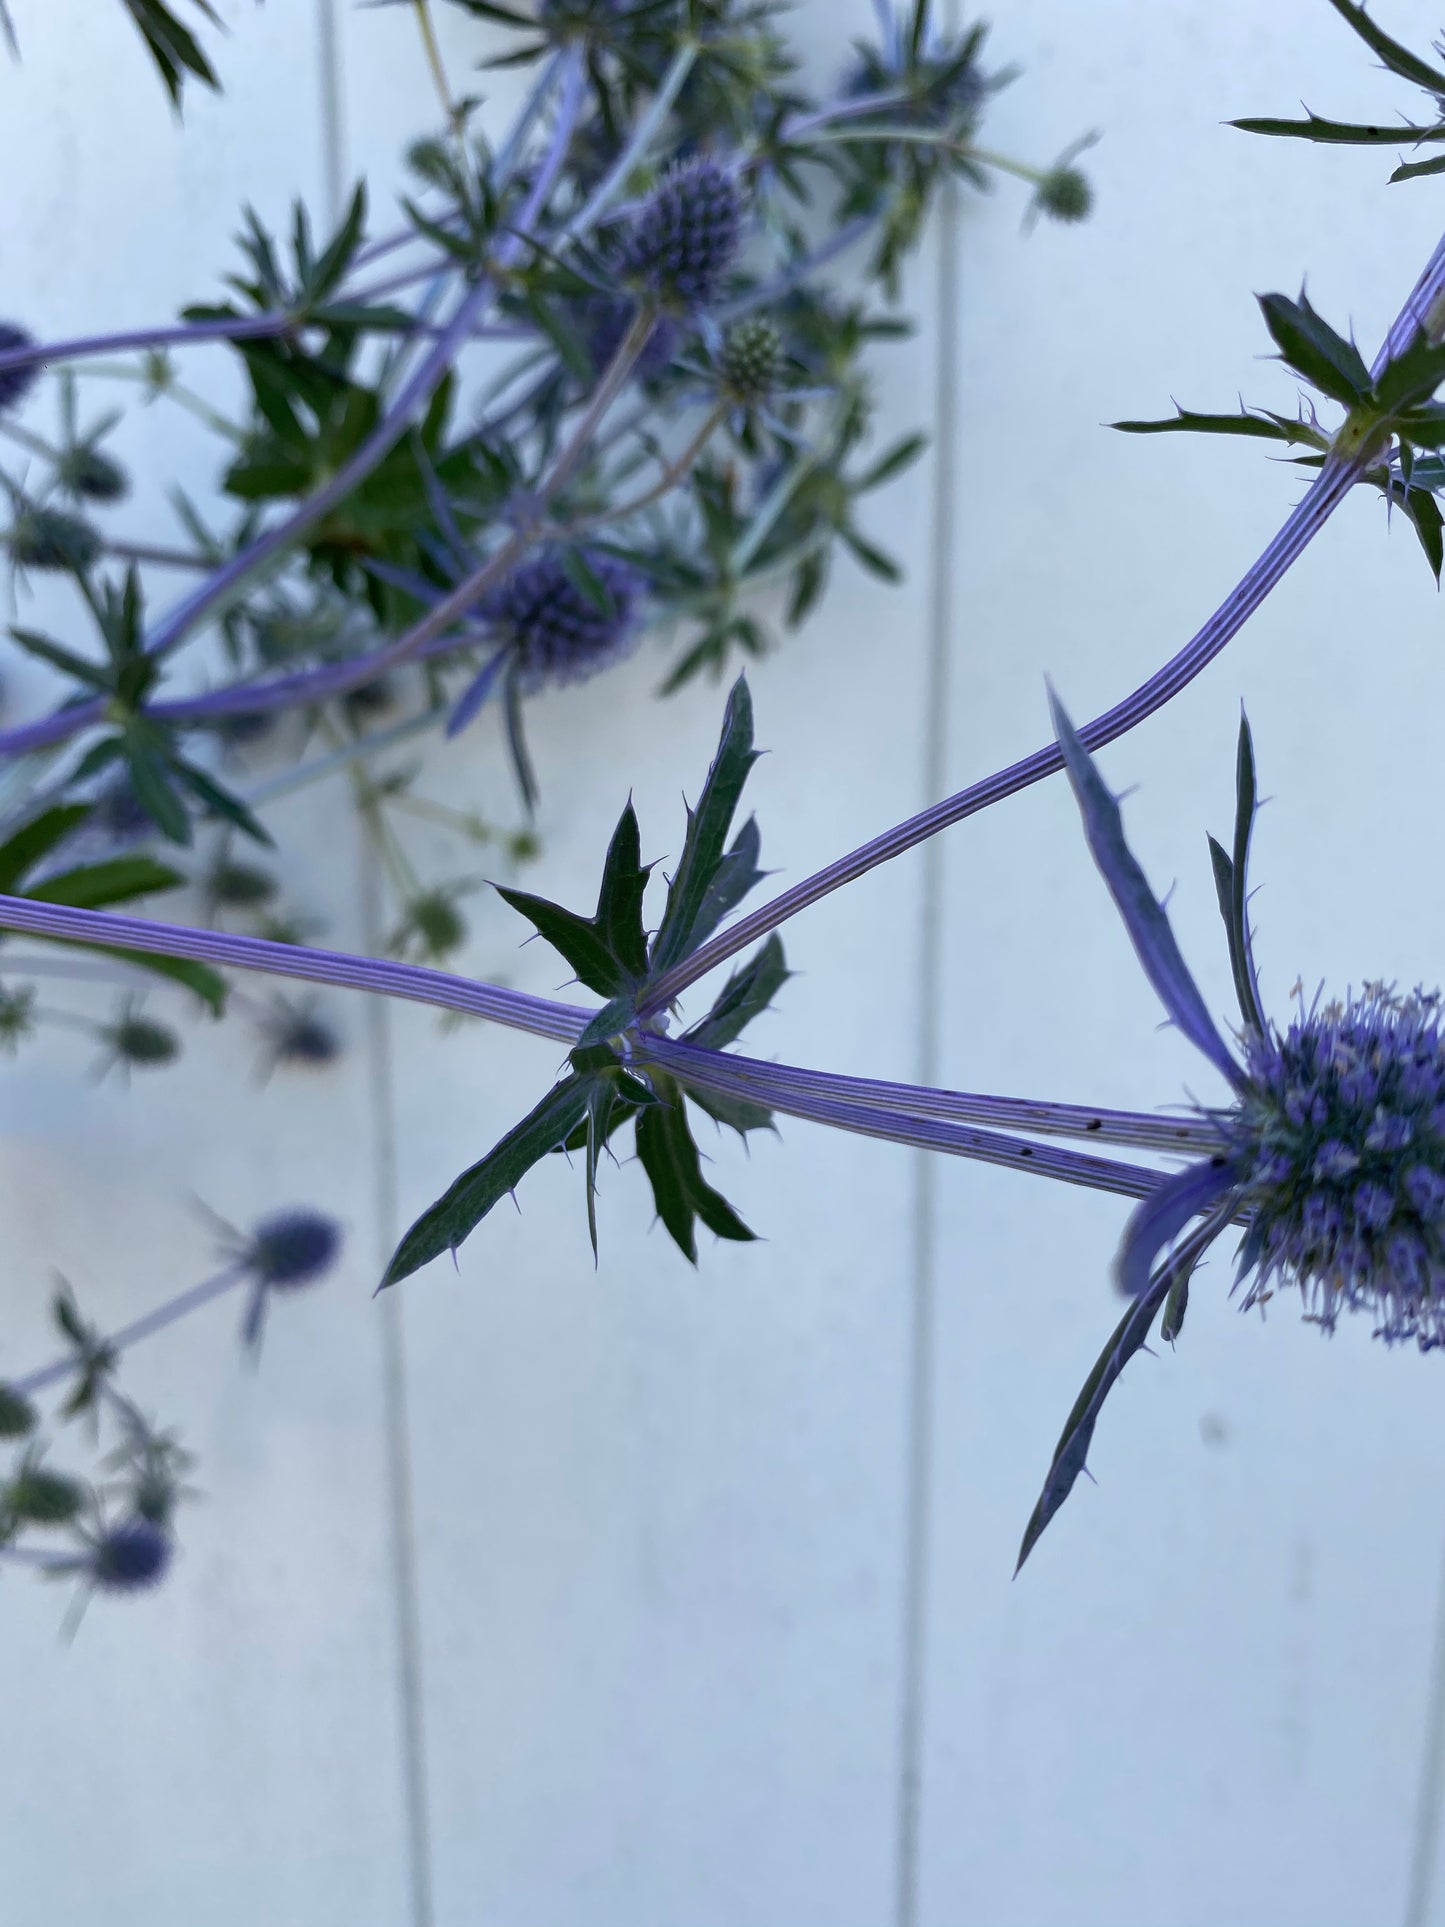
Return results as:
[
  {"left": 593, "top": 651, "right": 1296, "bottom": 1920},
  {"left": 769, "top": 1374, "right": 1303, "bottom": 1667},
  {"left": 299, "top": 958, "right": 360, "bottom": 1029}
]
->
[
  {"left": 140, "top": 49, "right": 586, "bottom": 666},
  {"left": 132, "top": 307, "right": 656, "bottom": 726},
  {"left": 639, "top": 220, "right": 1445, "bottom": 1013},
  {"left": 643, "top": 1036, "right": 1223, "bottom": 1154},
  {"left": 640, "top": 458, "right": 1357, "bottom": 1010},
  {"left": 12, "top": 1267, "right": 245, "bottom": 1397},
  {"left": 644, "top": 1040, "right": 1173, "bottom": 1203},
  {"left": 0, "top": 895, "right": 591, "bottom": 1044}
]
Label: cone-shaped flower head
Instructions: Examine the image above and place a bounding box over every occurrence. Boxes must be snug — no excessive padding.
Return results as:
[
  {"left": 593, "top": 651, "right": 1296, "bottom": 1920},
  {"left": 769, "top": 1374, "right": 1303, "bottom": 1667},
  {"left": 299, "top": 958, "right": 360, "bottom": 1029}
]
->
[
  {"left": 480, "top": 548, "right": 645, "bottom": 695},
  {"left": 89, "top": 1519, "right": 173, "bottom": 1593},
  {"left": 245, "top": 1208, "right": 342, "bottom": 1290},
  {"left": 615, "top": 156, "right": 745, "bottom": 313},
  {"left": 1052, "top": 693, "right": 1445, "bottom": 1351}
]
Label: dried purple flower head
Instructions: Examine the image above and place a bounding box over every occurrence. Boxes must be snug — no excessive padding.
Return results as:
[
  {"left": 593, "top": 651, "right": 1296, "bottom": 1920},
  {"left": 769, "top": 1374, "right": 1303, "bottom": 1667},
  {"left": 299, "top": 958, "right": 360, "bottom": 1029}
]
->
[
  {"left": 480, "top": 548, "right": 645, "bottom": 695},
  {"left": 615, "top": 156, "right": 745, "bottom": 313},
  {"left": 89, "top": 1519, "right": 172, "bottom": 1593},
  {"left": 585, "top": 300, "right": 679, "bottom": 382},
  {"left": 245, "top": 1209, "right": 342, "bottom": 1290},
  {"left": 0, "top": 322, "right": 39, "bottom": 414}
]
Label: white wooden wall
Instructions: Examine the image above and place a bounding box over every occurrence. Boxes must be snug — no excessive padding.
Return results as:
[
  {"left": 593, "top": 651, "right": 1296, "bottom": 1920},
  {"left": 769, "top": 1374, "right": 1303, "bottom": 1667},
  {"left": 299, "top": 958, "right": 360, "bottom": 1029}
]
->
[{"left": 3, "top": 3, "right": 1445, "bottom": 1923}]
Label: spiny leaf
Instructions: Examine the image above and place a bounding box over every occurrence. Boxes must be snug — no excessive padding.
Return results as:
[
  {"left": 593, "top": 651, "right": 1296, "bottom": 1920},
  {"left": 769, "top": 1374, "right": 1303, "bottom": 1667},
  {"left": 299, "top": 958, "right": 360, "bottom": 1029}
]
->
[
  {"left": 1050, "top": 693, "right": 1243, "bottom": 1091},
  {"left": 634, "top": 1075, "right": 755, "bottom": 1263},
  {"left": 1110, "top": 406, "right": 1319, "bottom": 445},
  {"left": 1230, "top": 110, "right": 1445, "bottom": 146},
  {"left": 651, "top": 677, "right": 760, "bottom": 973},
  {"left": 683, "top": 934, "right": 790, "bottom": 1051},
  {"left": 1258, "top": 291, "right": 1371, "bottom": 406},
  {"left": 1321, "top": 0, "right": 1445, "bottom": 95},
  {"left": 381, "top": 1074, "right": 593, "bottom": 1287},
  {"left": 596, "top": 801, "right": 652, "bottom": 982},
  {"left": 1015, "top": 1272, "right": 1172, "bottom": 1573}
]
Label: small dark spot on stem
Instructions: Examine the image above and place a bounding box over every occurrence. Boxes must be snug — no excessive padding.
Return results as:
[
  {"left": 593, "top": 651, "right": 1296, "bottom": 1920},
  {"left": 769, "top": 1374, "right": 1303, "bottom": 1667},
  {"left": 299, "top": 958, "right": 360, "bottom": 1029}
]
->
[{"left": 1085, "top": 1119, "right": 1101, "bottom": 1133}]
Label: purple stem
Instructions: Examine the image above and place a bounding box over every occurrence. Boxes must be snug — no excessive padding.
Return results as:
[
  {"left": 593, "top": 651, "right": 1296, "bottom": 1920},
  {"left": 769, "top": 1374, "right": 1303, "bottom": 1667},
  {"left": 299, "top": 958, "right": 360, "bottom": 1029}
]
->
[
  {"left": 141, "top": 50, "right": 588, "bottom": 667},
  {"left": 0, "top": 895, "right": 591, "bottom": 1044},
  {"left": 13, "top": 1267, "right": 245, "bottom": 1396},
  {"left": 642, "top": 1035, "right": 1222, "bottom": 1154},
  {"left": 643, "top": 1039, "right": 1172, "bottom": 1203},
  {"left": 639, "top": 220, "right": 1445, "bottom": 1013},
  {"left": 110, "top": 307, "right": 655, "bottom": 728}
]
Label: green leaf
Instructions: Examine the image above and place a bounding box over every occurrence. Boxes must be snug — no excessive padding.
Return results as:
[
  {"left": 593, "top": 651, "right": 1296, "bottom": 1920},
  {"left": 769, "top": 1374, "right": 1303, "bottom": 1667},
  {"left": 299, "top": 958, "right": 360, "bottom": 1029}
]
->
[
  {"left": 1371, "top": 331, "right": 1445, "bottom": 414},
  {"left": 634, "top": 1075, "right": 755, "bottom": 1262},
  {"left": 173, "top": 760, "right": 275, "bottom": 846},
  {"left": 1258, "top": 291, "right": 1372, "bottom": 405},
  {"left": 857, "top": 431, "right": 927, "bottom": 492},
  {"left": 86, "top": 945, "right": 227, "bottom": 1013},
  {"left": 1110, "top": 406, "right": 1315, "bottom": 444},
  {"left": 651, "top": 677, "right": 760, "bottom": 973},
  {"left": 120, "top": 0, "right": 220, "bottom": 108},
  {"left": 21, "top": 856, "right": 183, "bottom": 911},
  {"left": 122, "top": 742, "right": 192, "bottom": 845},
  {"left": 1399, "top": 483, "right": 1445, "bottom": 582},
  {"left": 496, "top": 801, "right": 652, "bottom": 997},
  {"left": 1230, "top": 111, "right": 1445, "bottom": 146},
  {"left": 9, "top": 627, "right": 109, "bottom": 689},
  {"left": 0, "top": 805, "right": 92, "bottom": 893},
  {"left": 680, "top": 1081, "right": 776, "bottom": 1140},
  {"left": 381, "top": 1074, "right": 594, "bottom": 1287},
  {"left": 574, "top": 992, "right": 636, "bottom": 1050},
  {"left": 1322, "top": 0, "right": 1445, "bottom": 94},
  {"left": 1391, "top": 152, "right": 1445, "bottom": 182},
  {"left": 596, "top": 800, "right": 651, "bottom": 980},
  {"left": 683, "top": 934, "right": 790, "bottom": 1051},
  {"left": 840, "top": 523, "right": 903, "bottom": 582}
]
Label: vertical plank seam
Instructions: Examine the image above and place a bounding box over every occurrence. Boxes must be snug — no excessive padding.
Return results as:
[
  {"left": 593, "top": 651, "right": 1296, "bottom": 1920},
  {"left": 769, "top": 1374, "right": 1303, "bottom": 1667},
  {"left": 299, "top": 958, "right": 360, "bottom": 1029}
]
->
[
  {"left": 317, "top": 4, "right": 435, "bottom": 1920},
  {"left": 894, "top": 25, "right": 962, "bottom": 1927}
]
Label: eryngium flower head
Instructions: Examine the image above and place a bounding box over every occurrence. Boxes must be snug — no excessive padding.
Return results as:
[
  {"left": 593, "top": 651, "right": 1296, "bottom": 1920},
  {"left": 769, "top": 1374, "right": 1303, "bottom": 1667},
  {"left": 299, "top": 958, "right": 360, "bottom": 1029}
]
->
[
  {"left": 0, "top": 323, "right": 38, "bottom": 414},
  {"left": 615, "top": 156, "right": 744, "bottom": 313},
  {"left": 1227, "top": 987, "right": 1445, "bottom": 1346},
  {"left": 56, "top": 446, "right": 129, "bottom": 504},
  {"left": 481, "top": 548, "right": 645, "bottom": 694},
  {"left": 6, "top": 504, "right": 101, "bottom": 573},
  {"left": 89, "top": 1519, "right": 172, "bottom": 1593},
  {"left": 245, "top": 1209, "right": 342, "bottom": 1289},
  {"left": 1034, "top": 166, "right": 1093, "bottom": 224},
  {"left": 719, "top": 318, "right": 785, "bottom": 405}
]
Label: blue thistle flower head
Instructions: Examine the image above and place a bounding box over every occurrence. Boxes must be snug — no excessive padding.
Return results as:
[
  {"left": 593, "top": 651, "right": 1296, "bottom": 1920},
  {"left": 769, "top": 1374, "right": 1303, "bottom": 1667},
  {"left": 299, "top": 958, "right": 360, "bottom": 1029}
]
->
[
  {"left": 89, "top": 1519, "right": 172, "bottom": 1593},
  {"left": 244, "top": 1209, "right": 342, "bottom": 1290},
  {"left": 1227, "top": 988, "right": 1445, "bottom": 1346},
  {"left": 615, "top": 156, "right": 745, "bottom": 314},
  {"left": 1017, "top": 703, "right": 1445, "bottom": 1569},
  {"left": 481, "top": 548, "right": 645, "bottom": 695},
  {"left": 1051, "top": 695, "right": 1445, "bottom": 1352},
  {"left": 0, "top": 322, "right": 38, "bottom": 414}
]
